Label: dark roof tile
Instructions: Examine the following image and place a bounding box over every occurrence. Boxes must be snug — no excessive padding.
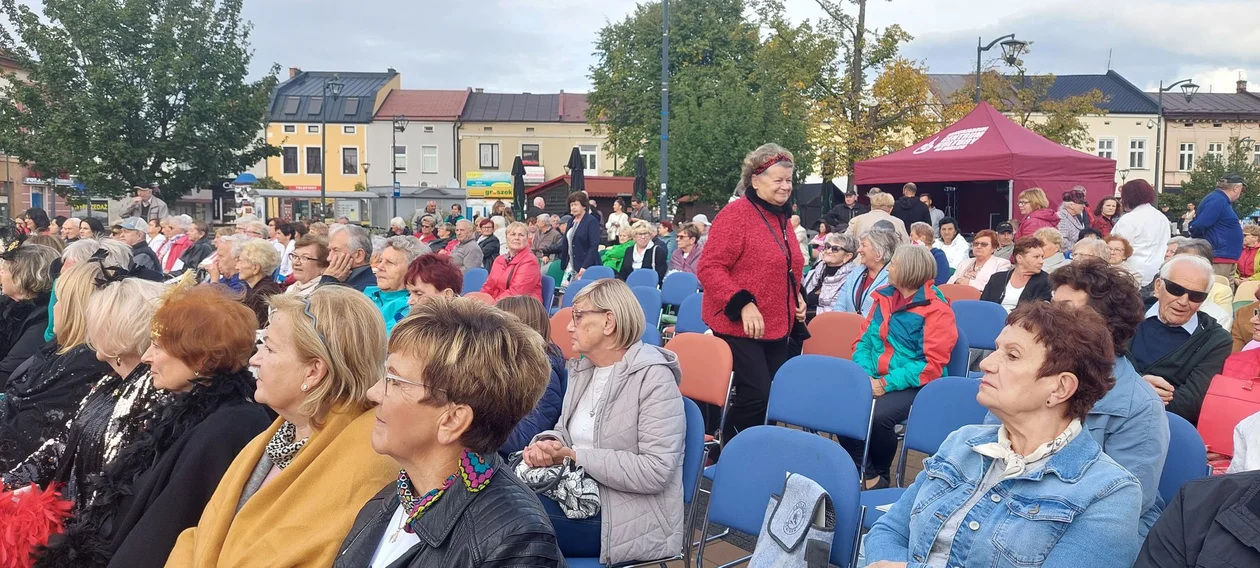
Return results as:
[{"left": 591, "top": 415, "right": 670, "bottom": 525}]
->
[
  {"left": 460, "top": 92, "right": 589, "bottom": 122},
  {"left": 270, "top": 70, "right": 397, "bottom": 123}
]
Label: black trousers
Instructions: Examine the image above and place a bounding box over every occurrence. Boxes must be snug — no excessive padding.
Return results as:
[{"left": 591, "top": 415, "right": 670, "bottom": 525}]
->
[
  {"left": 715, "top": 333, "right": 793, "bottom": 445},
  {"left": 839, "top": 387, "right": 919, "bottom": 481}
]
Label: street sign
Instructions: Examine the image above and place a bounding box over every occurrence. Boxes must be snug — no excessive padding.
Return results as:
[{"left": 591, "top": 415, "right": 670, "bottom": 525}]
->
[{"left": 393, "top": 180, "right": 401, "bottom": 197}]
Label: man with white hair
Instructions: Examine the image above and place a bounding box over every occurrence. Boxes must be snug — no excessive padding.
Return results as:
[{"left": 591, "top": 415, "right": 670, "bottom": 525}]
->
[
  {"left": 319, "top": 223, "right": 376, "bottom": 291},
  {"left": 60, "top": 217, "right": 81, "bottom": 243},
  {"left": 1130, "top": 254, "right": 1231, "bottom": 425},
  {"left": 365, "top": 236, "right": 429, "bottom": 333},
  {"left": 531, "top": 213, "right": 564, "bottom": 263},
  {"left": 449, "top": 219, "right": 484, "bottom": 273},
  {"left": 846, "top": 192, "right": 909, "bottom": 243},
  {"left": 157, "top": 215, "right": 194, "bottom": 274}
]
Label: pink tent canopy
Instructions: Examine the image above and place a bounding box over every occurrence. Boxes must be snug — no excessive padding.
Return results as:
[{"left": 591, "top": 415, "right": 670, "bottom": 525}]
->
[{"left": 853, "top": 102, "right": 1117, "bottom": 214}]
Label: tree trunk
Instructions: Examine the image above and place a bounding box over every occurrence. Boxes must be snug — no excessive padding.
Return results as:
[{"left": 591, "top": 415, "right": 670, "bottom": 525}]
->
[{"left": 845, "top": 0, "right": 867, "bottom": 191}]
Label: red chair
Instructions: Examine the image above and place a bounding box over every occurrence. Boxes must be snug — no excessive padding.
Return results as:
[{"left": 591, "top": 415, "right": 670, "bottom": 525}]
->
[
  {"left": 664, "top": 333, "right": 733, "bottom": 443},
  {"left": 802, "top": 311, "right": 868, "bottom": 360},
  {"left": 463, "top": 291, "right": 495, "bottom": 305},
  {"left": 550, "top": 308, "right": 578, "bottom": 360},
  {"left": 938, "top": 283, "right": 981, "bottom": 303}
]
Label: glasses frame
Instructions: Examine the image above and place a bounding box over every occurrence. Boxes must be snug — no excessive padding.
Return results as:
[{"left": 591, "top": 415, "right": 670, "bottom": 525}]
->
[
  {"left": 1160, "top": 278, "right": 1209, "bottom": 304},
  {"left": 383, "top": 371, "right": 446, "bottom": 399},
  {"left": 287, "top": 252, "right": 321, "bottom": 264},
  {"left": 571, "top": 307, "right": 611, "bottom": 324}
]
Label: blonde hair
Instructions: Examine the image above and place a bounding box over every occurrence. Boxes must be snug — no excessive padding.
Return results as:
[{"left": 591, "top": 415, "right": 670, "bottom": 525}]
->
[
  {"left": 85, "top": 278, "right": 165, "bottom": 360},
  {"left": 910, "top": 222, "right": 934, "bottom": 244},
  {"left": 505, "top": 221, "right": 529, "bottom": 238},
  {"left": 237, "top": 238, "right": 282, "bottom": 275},
  {"left": 630, "top": 220, "right": 654, "bottom": 237},
  {"left": 740, "top": 143, "right": 795, "bottom": 189},
  {"left": 267, "top": 286, "right": 387, "bottom": 427},
  {"left": 869, "top": 192, "right": 895, "bottom": 211},
  {"left": 1033, "top": 227, "right": 1063, "bottom": 248},
  {"left": 1019, "top": 188, "right": 1050, "bottom": 211},
  {"left": 573, "top": 278, "right": 645, "bottom": 350},
  {"left": 53, "top": 263, "right": 107, "bottom": 352},
  {"left": 1244, "top": 225, "right": 1260, "bottom": 238},
  {"left": 889, "top": 245, "right": 937, "bottom": 289}
]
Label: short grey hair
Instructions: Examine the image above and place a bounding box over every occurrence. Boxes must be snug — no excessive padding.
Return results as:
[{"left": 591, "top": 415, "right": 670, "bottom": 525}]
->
[
  {"left": 384, "top": 235, "right": 429, "bottom": 263},
  {"left": 536, "top": 213, "right": 552, "bottom": 226},
  {"left": 1161, "top": 254, "right": 1214, "bottom": 285},
  {"left": 1073, "top": 237, "right": 1110, "bottom": 259},
  {"left": 456, "top": 219, "right": 473, "bottom": 230},
  {"left": 238, "top": 219, "right": 267, "bottom": 236},
  {"left": 163, "top": 214, "right": 192, "bottom": 232},
  {"left": 1033, "top": 227, "right": 1063, "bottom": 248},
  {"left": 390, "top": 216, "right": 406, "bottom": 229},
  {"left": 859, "top": 228, "right": 900, "bottom": 264},
  {"left": 370, "top": 235, "right": 387, "bottom": 257},
  {"left": 330, "top": 223, "right": 372, "bottom": 255},
  {"left": 909, "top": 221, "right": 934, "bottom": 244},
  {"left": 890, "top": 245, "right": 938, "bottom": 289},
  {"left": 1176, "top": 238, "right": 1215, "bottom": 261},
  {"left": 825, "top": 232, "right": 859, "bottom": 254},
  {"left": 0, "top": 244, "right": 58, "bottom": 297},
  {"left": 237, "top": 237, "right": 282, "bottom": 275},
  {"left": 62, "top": 238, "right": 102, "bottom": 266},
  {"left": 1167, "top": 236, "right": 1189, "bottom": 249}
]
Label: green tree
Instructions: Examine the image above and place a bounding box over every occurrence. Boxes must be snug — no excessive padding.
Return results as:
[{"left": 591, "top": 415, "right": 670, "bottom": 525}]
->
[
  {"left": 253, "top": 176, "right": 285, "bottom": 190},
  {"left": 0, "top": 0, "right": 278, "bottom": 204},
  {"left": 1160, "top": 139, "right": 1260, "bottom": 219}
]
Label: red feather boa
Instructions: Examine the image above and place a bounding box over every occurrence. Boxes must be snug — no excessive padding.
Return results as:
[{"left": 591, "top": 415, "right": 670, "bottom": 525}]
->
[{"left": 0, "top": 484, "right": 72, "bottom": 568}]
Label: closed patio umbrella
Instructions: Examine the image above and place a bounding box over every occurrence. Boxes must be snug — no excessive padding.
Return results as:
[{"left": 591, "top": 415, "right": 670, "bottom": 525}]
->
[
  {"left": 633, "top": 155, "right": 647, "bottom": 203},
  {"left": 567, "top": 146, "right": 586, "bottom": 194},
  {"left": 510, "top": 155, "right": 526, "bottom": 221}
]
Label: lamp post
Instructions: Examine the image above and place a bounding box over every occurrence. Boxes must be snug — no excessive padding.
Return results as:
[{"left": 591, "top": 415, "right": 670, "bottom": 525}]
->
[
  {"left": 320, "top": 75, "right": 344, "bottom": 222},
  {"left": 975, "top": 34, "right": 1027, "bottom": 104},
  {"left": 659, "top": 0, "right": 670, "bottom": 222},
  {"left": 1153, "top": 79, "right": 1199, "bottom": 193},
  {"left": 391, "top": 115, "right": 408, "bottom": 220}
]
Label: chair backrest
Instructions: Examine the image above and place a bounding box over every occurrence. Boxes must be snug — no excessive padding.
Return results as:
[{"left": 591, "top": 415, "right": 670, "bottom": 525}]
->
[
  {"left": 560, "top": 278, "right": 596, "bottom": 308},
  {"left": 462, "top": 267, "right": 489, "bottom": 294},
  {"left": 664, "top": 332, "right": 732, "bottom": 408},
  {"left": 675, "top": 293, "right": 707, "bottom": 334},
  {"left": 632, "top": 285, "right": 663, "bottom": 328},
  {"left": 681, "top": 398, "right": 705, "bottom": 503},
  {"left": 951, "top": 300, "right": 1008, "bottom": 351},
  {"left": 641, "top": 325, "right": 661, "bottom": 346},
  {"left": 1236, "top": 280, "right": 1260, "bottom": 304},
  {"left": 802, "top": 311, "right": 868, "bottom": 359},
  {"left": 1214, "top": 274, "right": 1231, "bottom": 289},
  {"left": 541, "top": 275, "right": 556, "bottom": 311},
  {"left": 662, "top": 271, "right": 700, "bottom": 307},
  {"left": 550, "top": 308, "right": 577, "bottom": 360},
  {"left": 766, "top": 355, "right": 874, "bottom": 441},
  {"left": 463, "top": 291, "right": 495, "bottom": 305},
  {"left": 1162, "top": 411, "right": 1209, "bottom": 505},
  {"left": 938, "top": 283, "right": 982, "bottom": 303},
  {"left": 946, "top": 325, "right": 970, "bottom": 377},
  {"left": 707, "top": 426, "right": 862, "bottom": 567},
  {"left": 626, "top": 268, "right": 660, "bottom": 289},
  {"left": 581, "top": 265, "right": 615, "bottom": 281},
  {"left": 903, "top": 377, "right": 985, "bottom": 455}
]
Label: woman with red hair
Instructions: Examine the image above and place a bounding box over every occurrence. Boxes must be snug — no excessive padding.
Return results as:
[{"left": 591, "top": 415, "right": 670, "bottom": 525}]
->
[
  {"left": 1111, "top": 179, "right": 1170, "bottom": 287},
  {"left": 404, "top": 253, "right": 464, "bottom": 309}
]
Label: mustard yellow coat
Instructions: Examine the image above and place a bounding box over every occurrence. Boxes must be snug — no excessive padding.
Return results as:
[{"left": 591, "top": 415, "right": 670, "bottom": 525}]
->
[{"left": 165, "top": 406, "right": 396, "bottom": 567}]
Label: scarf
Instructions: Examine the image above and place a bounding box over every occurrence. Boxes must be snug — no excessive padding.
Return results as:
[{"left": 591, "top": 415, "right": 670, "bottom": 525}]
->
[
  {"left": 264, "top": 421, "right": 308, "bottom": 470},
  {"left": 396, "top": 449, "right": 494, "bottom": 535},
  {"left": 286, "top": 277, "right": 321, "bottom": 298},
  {"left": 971, "top": 419, "right": 1082, "bottom": 480}
]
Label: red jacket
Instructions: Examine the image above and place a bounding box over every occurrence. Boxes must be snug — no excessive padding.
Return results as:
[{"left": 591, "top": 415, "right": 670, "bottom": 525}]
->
[
  {"left": 161, "top": 234, "right": 193, "bottom": 273},
  {"left": 1015, "top": 208, "right": 1059, "bottom": 239},
  {"left": 482, "top": 250, "right": 542, "bottom": 303},
  {"left": 1092, "top": 214, "right": 1118, "bottom": 237},
  {"left": 698, "top": 194, "right": 804, "bottom": 340}
]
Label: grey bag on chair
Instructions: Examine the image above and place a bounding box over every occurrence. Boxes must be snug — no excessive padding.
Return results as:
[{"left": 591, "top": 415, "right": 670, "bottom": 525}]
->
[{"left": 749, "top": 472, "right": 836, "bottom": 568}]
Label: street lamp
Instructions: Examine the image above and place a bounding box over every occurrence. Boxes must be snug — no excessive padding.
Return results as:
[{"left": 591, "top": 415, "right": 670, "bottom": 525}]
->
[
  {"left": 320, "top": 75, "right": 344, "bottom": 222},
  {"left": 391, "top": 115, "right": 409, "bottom": 220},
  {"left": 975, "top": 34, "right": 1027, "bottom": 103},
  {"left": 1153, "top": 78, "right": 1200, "bottom": 192}
]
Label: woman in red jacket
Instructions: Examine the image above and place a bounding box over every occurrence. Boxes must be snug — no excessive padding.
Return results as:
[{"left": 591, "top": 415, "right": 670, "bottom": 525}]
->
[
  {"left": 481, "top": 221, "right": 543, "bottom": 302},
  {"left": 1014, "top": 188, "right": 1059, "bottom": 239},
  {"left": 697, "top": 143, "right": 805, "bottom": 446}
]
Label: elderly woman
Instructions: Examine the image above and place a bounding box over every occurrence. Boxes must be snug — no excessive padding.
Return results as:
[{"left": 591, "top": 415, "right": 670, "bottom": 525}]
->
[
  {"left": 483, "top": 221, "right": 543, "bottom": 302},
  {"left": 1015, "top": 187, "right": 1059, "bottom": 239},
  {"left": 868, "top": 303, "right": 1144, "bottom": 568},
  {"left": 208, "top": 234, "right": 247, "bottom": 293},
  {"left": 0, "top": 244, "right": 57, "bottom": 379},
  {"left": 836, "top": 229, "right": 899, "bottom": 316},
  {"left": 981, "top": 236, "right": 1051, "bottom": 313},
  {"left": 285, "top": 234, "right": 330, "bottom": 298},
  {"left": 1072, "top": 236, "right": 1112, "bottom": 263},
  {"left": 668, "top": 222, "right": 704, "bottom": 276},
  {"left": 847, "top": 245, "right": 957, "bottom": 489},
  {"left": 367, "top": 236, "right": 429, "bottom": 334},
  {"left": 431, "top": 222, "right": 456, "bottom": 253},
  {"left": 601, "top": 224, "right": 634, "bottom": 272},
  {"left": 333, "top": 298, "right": 562, "bottom": 567},
  {"left": 159, "top": 215, "right": 194, "bottom": 274},
  {"left": 388, "top": 216, "right": 409, "bottom": 236},
  {"left": 1034, "top": 227, "right": 1069, "bottom": 272},
  {"left": 1093, "top": 196, "right": 1122, "bottom": 237},
  {"left": 933, "top": 216, "right": 970, "bottom": 270},
  {"left": 168, "top": 287, "right": 396, "bottom": 567},
  {"left": 415, "top": 215, "right": 437, "bottom": 243},
  {"left": 236, "top": 237, "right": 283, "bottom": 326},
  {"left": 1105, "top": 234, "right": 1144, "bottom": 285},
  {"left": 698, "top": 143, "right": 806, "bottom": 445},
  {"left": 617, "top": 220, "right": 668, "bottom": 285},
  {"left": 1237, "top": 224, "right": 1260, "bottom": 282},
  {"left": 522, "top": 279, "right": 684, "bottom": 565},
  {"left": 568, "top": 190, "right": 605, "bottom": 280},
  {"left": 404, "top": 253, "right": 464, "bottom": 310},
  {"left": 1111, "top": 179, "right": 1170, "bottom": 286},
  {"left": 475, "top": 217, "right": 500, "bottom": 269},
  {"left": 950, "top": 229, "right": 1012, "bottom": 291},
  {"left": 910, "top": 222, "right": 950, "bottom": 285},
  {"left": 496, "top": 295, "right": 567, "bottom": 455},
  {"left": 39, "top": 285, "right": 272, "bottom": 567},
  {"left": 801, "top": 232, "right": 860, "bottom": 321}
]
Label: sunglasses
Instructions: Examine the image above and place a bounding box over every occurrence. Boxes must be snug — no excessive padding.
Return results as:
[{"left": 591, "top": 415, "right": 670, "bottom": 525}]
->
[
  {"left": 822, "top": 245, "right": 850, "bottom": 253},
  {"left": 1160, "top": 278, "right": 1209, "bottom": 303}
]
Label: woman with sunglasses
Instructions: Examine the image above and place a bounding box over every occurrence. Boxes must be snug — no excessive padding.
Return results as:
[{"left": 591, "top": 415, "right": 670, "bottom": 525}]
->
[
  {"left": 801, "top": 232, "right": 860, "bottom": 322},
  {"left": 167, "top": 286, "right": 396, "bottom": 567},
  {"left": 948, "top": 229, "right": 1012, "bottom": 291},
  {"left": 667, "top": 222, "right": 704, "bottom": 275}
]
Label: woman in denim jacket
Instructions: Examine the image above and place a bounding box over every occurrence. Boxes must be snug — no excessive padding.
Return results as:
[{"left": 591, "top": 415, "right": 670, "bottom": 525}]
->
[{"left": 866, "top": 302, "right": 1144, "bottom": 568}]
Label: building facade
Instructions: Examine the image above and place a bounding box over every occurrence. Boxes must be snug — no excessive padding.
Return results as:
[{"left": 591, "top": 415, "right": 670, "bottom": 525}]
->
[
  {"left": 366, "top": 89, "right": 469, "bottom": 221},
  {"left": 1149, "top": 80, "right": 1260, "bottom": 191}
]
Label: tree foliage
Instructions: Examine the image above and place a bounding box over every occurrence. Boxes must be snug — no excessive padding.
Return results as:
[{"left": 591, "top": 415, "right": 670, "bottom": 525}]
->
[
  {"left": 0, "top": 0, "right": 278, "bottom": 203},
  {"left": 1160, "top": 140, "right": 1260, "bottom": 219}
]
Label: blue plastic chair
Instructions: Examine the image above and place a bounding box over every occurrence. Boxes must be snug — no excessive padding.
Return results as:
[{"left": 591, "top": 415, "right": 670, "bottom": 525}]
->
[
  {"left": 861, "top": 376, "right": 985, "bottom": 529},
  {"left": 541, "top": 275, "right": 556, "bottom": 311},
  {"left": 560, "top": 278, "right": 596, "bottom": 309},
  {"left": 696, "top": 426, "right": 863, "bottom": 568},
  {"left": 675, "top": 293, "right": 707, "bottom": 334},
  {"left": 662, "top": 271, "right": 700, "bottom": 308},
  {"left": 764, "top": 355, "right": 875, "bottom": 483},
  {"left": 581, "top": 265, "right": 615, "bottom": 281},
  {"left": 951, "top": 300, "right": 1007, "bottom": 351},
  {"left": 945, "top": 325, "right": 970, "bottom": 377},
  {"left": 626, "top": 268, "right": 660, "bottom": 290},
  {"left": 641, "top": 325, "right": 661, "bottom": 346},
  {"left": 1161, "top": 411, "right": 1209, "bottom": 505},
  {"left": 461, "top": 267, "right": 488, "bottom": 294},
  {"left": 632, "top": 286, "right": 663, "bottom": 328}
]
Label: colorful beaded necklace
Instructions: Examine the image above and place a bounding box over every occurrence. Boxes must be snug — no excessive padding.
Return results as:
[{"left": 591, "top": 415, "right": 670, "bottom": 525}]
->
[{"left": 391, "top": 449, "right": 495, "bottom": 542}]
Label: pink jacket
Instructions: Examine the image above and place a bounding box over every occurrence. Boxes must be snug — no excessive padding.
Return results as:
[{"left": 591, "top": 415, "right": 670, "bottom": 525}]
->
[
  {"left": 481, "top": 250, "right": 543, "bottom": 303},
  {"left": 1016, "top": 208, "right": 1059, "bottom": 239}
]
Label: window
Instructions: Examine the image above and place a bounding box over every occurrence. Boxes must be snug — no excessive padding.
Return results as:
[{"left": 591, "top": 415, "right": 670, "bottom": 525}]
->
[
  {"left": 526, "top": 127, "right": 536, "bottom": 133},
  {"left": 580, "top": 145, "right": 598, "bottom": 171},
  {"left": 1128, "top": 138, "right": 1146, "bottom": 169},
  {"left": 282, "top": 97, "right": 299, "bottom": 114},
  {"left": 282, "top": 124, "right": 296, "bottom": 133},
  {"left": 483, "top": 126, "right": 493, "bottom": 132},
  {"left": 343, "top": 98, "right": 359, "bottom": 116},
  {"left": 1207, "top": 142, "right": 1224, "bottom": 161},
  {"left": 423, "top": 125, "right": 434, "bottom": 133},
  {"left": 1253, "top": 146, "right": 1260, "bottom": 166},
  {"left": 479, "top": 143, "right": 500, "bottom": 169},
  {"left": 1179, "top": 143, "right": 1196, "bottom": 171},
  {"left": 1096, "top": 138, "right": 1115, "bottom": 159},
  {"left": 393, "top": 145, "right": 407, "bottom": 172},
  {"left": 521, "top": 143, "right": 540, "bottom": 165},
  {"left": 342, "top": 147, "right": 359, "bottom": 175},
  {"left": 422, "top": 146, "right": 438, "bottom": 173},
  {"left": 342, "top": 125, "right": 355, "bottom": 134},
  {"left": 281, "top": 147, "right": 298, "bottom": 174},
  {"left": 306, "top": 147, "right": 322, "bottom": 174},
  {"left": 307, "top": 125, "right": 320, "bottom": 134},
  {"left": 308, "top": 97, "right": 323, "bottom": 115}
]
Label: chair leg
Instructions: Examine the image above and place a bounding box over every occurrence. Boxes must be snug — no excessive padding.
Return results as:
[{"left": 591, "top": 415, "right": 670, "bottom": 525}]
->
[{"left": 852, "top": 506, "right": 867, "bottom": 568}]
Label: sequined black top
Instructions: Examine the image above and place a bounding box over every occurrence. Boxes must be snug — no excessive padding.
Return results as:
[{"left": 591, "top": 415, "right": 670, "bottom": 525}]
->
[{"left": 0, "top": 343, "right": 109, "bottom": 471}]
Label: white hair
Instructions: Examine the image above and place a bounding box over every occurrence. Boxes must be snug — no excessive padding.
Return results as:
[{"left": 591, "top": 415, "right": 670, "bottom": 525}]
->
[
  {"left": 1160, "top": 254, "right": 1214, "bottom": 284},
  {"left": 62, "top": 238, "right": 102, "bottom": 266},
  {"left": 329, "top": 223, "right": 372, "bottom": 255},
  {"left": 1073, "top": 237, "right": 1110, "bottom": 259},
  {"left": 536, "top": 213, "right": 552, "bottom": 226},
  {"left": 371, "top": 235, "right": 387, "bottom": 257},
  {"left": 384, "top": 235, "right": 429, "bottom": 263},
  {"left": 163, "top": 214, "right": 192, "bottom": 232},
  {"left": 390, "top": 217, "right": 406, "bottom": 229}
]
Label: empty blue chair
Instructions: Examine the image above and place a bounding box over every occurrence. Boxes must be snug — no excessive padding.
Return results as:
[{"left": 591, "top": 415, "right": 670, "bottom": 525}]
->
[
  {"left": 461, "top": 267, "right": 488, "bottom": 294},
  {"left": 765, "top": 355, "right": 875, "bottom": 482},
  {"left": 945, "top": 325, "right": 970, "bottom": 377},
  {"left": 626, "top": 268, "right": 660, "bottom": 289},
  {"left": 581, "top": 265, "right": 615, "bottom": 281},
  {"left": 632, "top": 286, "right": 663, "bottom": 328},
  {"left": 541, "top": 275, "right": 556, "bottom": 311},
  {"left": 661, "top": 271, "right": 700, "bottom": 308},
  {"left": 1161, "top": 411, "right": 1209, "bottom": 505},
  {"left": 675, "top": 293, "right": 707, "bottom": 334},
  {"left": 951, "top": 300, "right": 1007, "bottom": 351},
  {"left": 560, "top": 278, "right": 596, "bottom": 309},
  {"left": 861, "top": 376, "right": 985, "bottom": 528},
  {"left": 641, "top": 325, "right": 661, "bottom": 346},
  {"left": 696, "top": 426, "right": 863, "bottom": 568}
]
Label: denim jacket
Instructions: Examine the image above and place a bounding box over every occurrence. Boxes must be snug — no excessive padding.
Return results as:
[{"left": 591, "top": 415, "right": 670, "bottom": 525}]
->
[
  {"left": 835, "top": 265, "right": 888, "bottom": 316},
  {"left": 866, "top": 424, "right": 1144, "bottom": 568},
  {"left": 984, "top": 356, "right": 1169, "bottom": 536}
]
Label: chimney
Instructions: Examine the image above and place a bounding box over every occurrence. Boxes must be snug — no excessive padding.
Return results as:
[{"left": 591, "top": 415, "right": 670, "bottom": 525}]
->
[
  {"left": 387, "top": 67, "right": 397, "bottom": 75},
  {"left": 1239, "top": 79, "right": 1249, "bottom": 93},
  {"left": 288, "top": 67, "right": 301, "bottom": 79},
  {"left": 474, "top": 87, "right": 484, "bottom": 93}
]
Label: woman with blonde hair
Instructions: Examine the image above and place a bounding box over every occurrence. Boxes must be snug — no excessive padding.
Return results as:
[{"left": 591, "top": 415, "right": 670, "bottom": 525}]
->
[
  {"left": 168, "top": 286, "right": 397, "bottom": 567},
  {"left": 481, "top": 221, "right": 543, "bottom": 302},
  {"left": 616, "top": 220, "right": 668, "bottom": 285},
  {"left": 1015, "top": 188, "right": 1058, "bottom": 239},
  {"left": 236, "top": 237, "right": 283, "bottom": 325},
  {"left": 1034, "top": 227, "right": 1069, "bottom": 272}
]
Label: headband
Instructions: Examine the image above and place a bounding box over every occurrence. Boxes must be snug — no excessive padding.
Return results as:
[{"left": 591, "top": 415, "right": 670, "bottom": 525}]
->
[
  {"left": 752, "top": 153, "right": 793, "bottom": 177},
  {"left": 88, "top": 248, "right": 135, "bottom": 289}
]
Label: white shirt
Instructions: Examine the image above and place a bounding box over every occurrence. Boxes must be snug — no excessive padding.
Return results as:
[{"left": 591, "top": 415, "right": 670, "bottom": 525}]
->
[
  {"left": 276, "top": 240, "right": 295, "bottom": 278},
  {"left": 606, "top": 212, "right": 630, "bottom": 240},
  {"left": 933, "top": 236, "right": 971, "bottom": 269},
  {"left": 1001, "top": 281, "right": 1023, "bottom": 313},
  {"left": 569, "top": 366, "right": 614, "bottom": 450},
  {"left": 1111, "top": 203, "right": 1171, "bottom": 287},
  {"left": 1144, "top": 303, "right": 1200, "bottom": 335},
  {"left": 148, "top": 233, "right": 167, "bottom": 252},
  {"left": 632, "top": 244, "right": 652, "bottom": 270},
  {"left": 1228, "top": 411, "right": 1260, "bottom": 474},
  {"left": 370, "top": 504, "right": 422, "bottom": 567}
]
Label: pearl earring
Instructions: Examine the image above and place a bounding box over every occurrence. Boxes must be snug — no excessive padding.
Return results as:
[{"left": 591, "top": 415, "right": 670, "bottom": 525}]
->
[{"left": 301, "top": 384, "right": 309, "bottom": 392}]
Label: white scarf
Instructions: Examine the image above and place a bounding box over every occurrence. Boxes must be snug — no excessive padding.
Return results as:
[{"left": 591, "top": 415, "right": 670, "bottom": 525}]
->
[{"left": 972, "top": 419, "right": 1082, "bottom": 480}]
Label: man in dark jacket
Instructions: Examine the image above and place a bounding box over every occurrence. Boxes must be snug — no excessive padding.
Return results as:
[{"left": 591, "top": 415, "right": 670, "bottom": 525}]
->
[
  {"left": 891, "top": 182, "right": 931, "bottom": 229},
  {"left": 822, "top": 190, "right": 868, "bottom": 233},
  {"left": 319, "top": 224, "right": 376, "bottom": 291},
  {"left": 117, "top": 217, "right": 164, "bottom": 280},
  {"left": 1137, "top": 469, "right": 1260, "bottom": 567},
  {"left": 1129, "top": 255, "right": 1232, "bottom": 425}
]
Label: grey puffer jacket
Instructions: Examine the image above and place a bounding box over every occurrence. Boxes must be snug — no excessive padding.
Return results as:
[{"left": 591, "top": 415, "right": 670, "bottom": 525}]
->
[{"left": 533, "top": 342, "right": 685, "bottom": 566}]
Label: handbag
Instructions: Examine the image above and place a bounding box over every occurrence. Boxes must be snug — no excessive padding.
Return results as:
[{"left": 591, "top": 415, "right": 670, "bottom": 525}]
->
[
  {"left": 508, "top": 452, "right": 601, "bottom": 519},
  {"left": 749, "top": 473, "right": 835, "bottom": 568},
  {"left": 1198, "top": 373, "right": 1260, "bottom": 459}
]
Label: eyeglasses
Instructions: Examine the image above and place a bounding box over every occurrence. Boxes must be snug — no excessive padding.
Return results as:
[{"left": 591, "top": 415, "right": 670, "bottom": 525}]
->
[
  {"left": 973, "top": 242, "right": 992, "bottom": 248},
  {"left": 383, "top": 371, "right": 446, "bottom": 399},
  {"left": 571, "top": 307, "right": 611, "bottom": 323},
  {"left": 1017, "top": 199, "right": 1030, "bottom": 205},
  {"left": 822, "top": 245, "right": 850, "bottom": 253},
  {"left": 287, "top": 252, "right": 321, "bottom": 264},
  {"left": 1160, "top": 278, "right": 1209, "bottom": 303}
]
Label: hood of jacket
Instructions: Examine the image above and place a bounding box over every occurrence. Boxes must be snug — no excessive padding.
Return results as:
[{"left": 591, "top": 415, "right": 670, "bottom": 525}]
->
[{"left": 1028, "top": 208, "right": 1060, "bottom": 224}]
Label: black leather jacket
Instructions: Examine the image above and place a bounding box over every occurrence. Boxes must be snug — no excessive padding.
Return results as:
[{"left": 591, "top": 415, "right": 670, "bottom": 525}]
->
[{"left": 333, "top": 455, "right": 563, "bottom": 568}]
